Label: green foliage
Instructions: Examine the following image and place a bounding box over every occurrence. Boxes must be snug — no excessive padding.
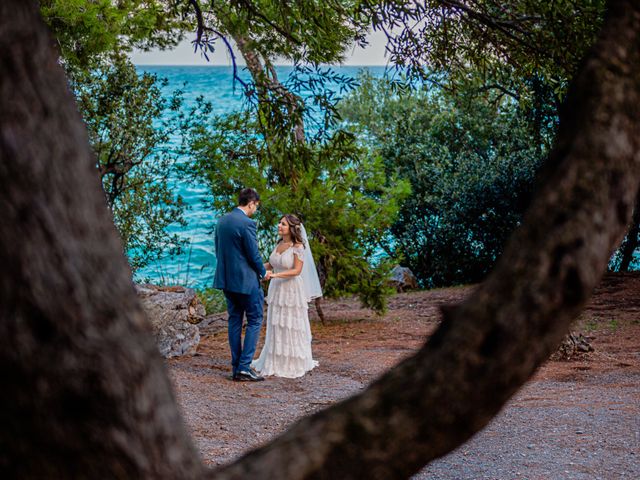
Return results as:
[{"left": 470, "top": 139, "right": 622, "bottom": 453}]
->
[
  {"left": 191, "top": 1, "right": 369, "bottom": 64},
  {"left": 40, "top": 0, "right": 187, "bottom": 68},
  {"left": 185, "top": 107, "right": 409, "bottom": 312},
  {"left": 42, "top": 0, "right": 607, "bottom": 292},
  {"left": 341, "top": 72, "right": 547, "bottom": 287},
  {"left": 363, "top": 0, "right": 605, "bottom": 98},
  {"left": 41, "top": 2, "right": 195, "bottom": 275},
  {"left": 186, "top": 1, "right": 406, "bottom": 312},
  {"left": 69, "top": 56, "right": 194, "bottom": 272},
  {"left": 197, "top": 288, "right": 227, "bottom": 315}
]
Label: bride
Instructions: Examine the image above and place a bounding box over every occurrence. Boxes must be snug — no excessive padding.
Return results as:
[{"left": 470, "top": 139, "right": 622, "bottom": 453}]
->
[{"left": 251, "top": 214, "right": 322, "bottom": 378}]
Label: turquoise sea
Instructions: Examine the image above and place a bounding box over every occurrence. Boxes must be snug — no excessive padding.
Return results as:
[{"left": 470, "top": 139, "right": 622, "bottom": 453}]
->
[{"left": 134, "top": 65, "right": 387, "bottom": 288}]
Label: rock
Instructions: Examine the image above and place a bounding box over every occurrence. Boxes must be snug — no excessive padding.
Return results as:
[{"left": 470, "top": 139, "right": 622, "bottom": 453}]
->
[
  {"left": 198, "top": 314, "right": 228, "bottom": 335},
  {"left": 135, "top": 284, "right": 206, "bottom": 358},
  {"left": 551, "top": 332, "right": 594, "bottom": 361},
  {"left": 389, "top": 266, "right": 419, "bottom": 292}
]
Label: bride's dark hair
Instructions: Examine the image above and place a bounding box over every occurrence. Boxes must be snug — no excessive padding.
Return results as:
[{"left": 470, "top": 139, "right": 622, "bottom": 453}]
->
[{"left": 279, "top": 214, "right": 305, "bottom": 247}]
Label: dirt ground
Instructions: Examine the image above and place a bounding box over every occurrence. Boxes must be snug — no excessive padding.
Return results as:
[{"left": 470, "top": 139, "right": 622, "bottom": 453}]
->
[{"left": 167, "top": 273, "right": 640, "bottom": 479}]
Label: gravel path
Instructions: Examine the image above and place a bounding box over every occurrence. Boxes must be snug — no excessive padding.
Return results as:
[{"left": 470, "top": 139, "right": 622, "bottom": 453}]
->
[
  {"left": 168, "top": 274, "right": 640, "bottom": 478},
  {"left": 417, "top": 372, "right": 640, "bottom": 479}
]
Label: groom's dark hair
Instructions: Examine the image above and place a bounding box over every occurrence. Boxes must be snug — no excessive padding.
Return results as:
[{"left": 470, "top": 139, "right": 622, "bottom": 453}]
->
[{"left": 238, "top": 188, "right": 260, "bottom": 206}]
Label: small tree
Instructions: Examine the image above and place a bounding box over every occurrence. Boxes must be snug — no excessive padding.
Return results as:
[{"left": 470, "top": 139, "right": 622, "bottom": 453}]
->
[
  {"left": 186, "top": 108, "right": 410, "bottom": 312},
  {"left": 39, "top": 2, "right": 196, "bottom": 275}
]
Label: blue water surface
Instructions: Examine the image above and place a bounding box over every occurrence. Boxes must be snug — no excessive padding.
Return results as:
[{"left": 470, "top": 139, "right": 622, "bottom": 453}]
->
[{"left": 134, "top": 65, "right": 387, "bottom": 288}]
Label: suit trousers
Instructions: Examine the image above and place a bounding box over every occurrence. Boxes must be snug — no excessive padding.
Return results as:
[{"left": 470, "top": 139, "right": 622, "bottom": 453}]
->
[{"left": 224, "top": 286, "right": 264, "bottom": 373}]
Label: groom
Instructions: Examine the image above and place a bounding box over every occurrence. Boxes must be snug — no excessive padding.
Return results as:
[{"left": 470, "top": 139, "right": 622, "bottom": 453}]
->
[{"left": 214, "top": 188, "right": 270, "bottom": 382}]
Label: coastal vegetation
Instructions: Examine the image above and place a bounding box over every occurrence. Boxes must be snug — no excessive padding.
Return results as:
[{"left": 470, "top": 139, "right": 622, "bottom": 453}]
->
[
  {"left": 40, "top": 1, "right": 192, "bottom": 272},
  {"left": 341, "top": 72, "right": 546, "bottom": 287},
  {"left": 39, "top": 0, "right": 639, "bottom": 299},
  {"left": 69, "top": 56, "right": 193, "bottom": 271}
]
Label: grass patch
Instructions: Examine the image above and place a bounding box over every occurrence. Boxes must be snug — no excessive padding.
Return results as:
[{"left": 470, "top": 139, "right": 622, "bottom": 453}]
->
[
  {"left": 581, "top": 316, "right": 599, "bottom": 332},
  {"left": 196, "top": 288, "right": 227, "bottom": 315}
]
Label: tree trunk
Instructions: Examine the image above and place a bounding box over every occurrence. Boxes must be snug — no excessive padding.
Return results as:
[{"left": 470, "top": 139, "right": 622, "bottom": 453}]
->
[
  {"left": 0, "top": 2, "right": 203, "bottom": 477},
  {"left": 617, "top": 192, "right": 640, "bottom": 270},
  {"left": 233, "top": 33, "right": 306, "bottom": 144},
  {"left": 314, "top": 297, "right": 326, "bottom": 325},
  {"left": 1, "top": 1, "right": 639, "bottom": 480}
]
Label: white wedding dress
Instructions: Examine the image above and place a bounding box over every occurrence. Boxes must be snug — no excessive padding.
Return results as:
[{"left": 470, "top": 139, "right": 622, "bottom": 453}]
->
[{"left": 251, "top": 245, "right": 318, "bottom": 378}]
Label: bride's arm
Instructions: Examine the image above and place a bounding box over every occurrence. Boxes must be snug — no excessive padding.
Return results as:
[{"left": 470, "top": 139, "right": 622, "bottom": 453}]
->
[
  {"left": 264, "top": 261, "right": 272, "bottom": 270},
  {"left": 271, "top": 254, "right": 303, "bottom": 279}
]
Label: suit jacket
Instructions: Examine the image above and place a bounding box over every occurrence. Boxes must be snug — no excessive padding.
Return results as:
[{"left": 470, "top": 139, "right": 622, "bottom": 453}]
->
[{"left": 213, "top": 208, "right": 266, "bottom": 294}]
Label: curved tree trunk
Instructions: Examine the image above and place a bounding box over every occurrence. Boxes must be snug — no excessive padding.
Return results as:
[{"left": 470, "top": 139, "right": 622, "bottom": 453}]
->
[
  {"left": 0, "top": 1, "right": 203, "bottom": 477},
  {"left": 1, "top": 1, "right": 639, "bottom": 480},
  {"left": 210, "top": 1, "right": 640, "bottom": 478}
]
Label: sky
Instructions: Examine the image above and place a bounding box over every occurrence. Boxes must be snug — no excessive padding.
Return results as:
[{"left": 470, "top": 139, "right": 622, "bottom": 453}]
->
[{"left": 130, "top": 29, "right": 391, "bottom": 66}]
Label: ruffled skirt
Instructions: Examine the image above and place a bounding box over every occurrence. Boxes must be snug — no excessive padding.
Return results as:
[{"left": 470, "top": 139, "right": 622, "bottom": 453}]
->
[{"left": 251, "top": 277, "right": 318, "bottom": 378}]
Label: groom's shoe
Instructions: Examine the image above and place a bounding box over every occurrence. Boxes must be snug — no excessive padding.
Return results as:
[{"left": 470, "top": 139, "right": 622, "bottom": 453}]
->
[{"left": 235, "top": 368, "right": 264, "bottom": 382}]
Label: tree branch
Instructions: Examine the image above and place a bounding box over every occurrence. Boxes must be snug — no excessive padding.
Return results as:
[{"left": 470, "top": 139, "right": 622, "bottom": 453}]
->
[
  {"left": 0, "top": 1, "right": 204, "bottom": 477},
  {"left": 231, "top": 0, "right": 303, "bottom": 46},
  {"left": 475, "top": 82, "right": 521, "bottom": 100},
  {"left": 186, "top": 0, "right": 249, "bottom": 91},
  {"left": 206, "top": 1, "right": 640, "bottom": 478},
  {"left": 438, "top": 0, "right": 548, "bottom": 60}
]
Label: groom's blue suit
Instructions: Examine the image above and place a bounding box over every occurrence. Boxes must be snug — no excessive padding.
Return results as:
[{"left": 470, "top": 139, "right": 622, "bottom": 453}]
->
[{"left": 214, "top": 208, "right": 267, "bottom": 375}]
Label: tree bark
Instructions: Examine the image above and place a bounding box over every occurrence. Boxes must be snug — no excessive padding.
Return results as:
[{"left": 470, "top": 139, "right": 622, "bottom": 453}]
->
[
  {"left": 314, "top": 297, "right": 326, "bottom": 325},
  {"left": 0, "top": 1, "right": 639, "bottom": 480},
  {"left": 0, "top": 2, "right": 203, "bottom": 477}
]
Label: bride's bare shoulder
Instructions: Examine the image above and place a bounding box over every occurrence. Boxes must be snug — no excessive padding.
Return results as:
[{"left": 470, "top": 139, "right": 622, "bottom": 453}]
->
[{"left": 293, "top": 242, "right": 304, "bottom": 249}]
